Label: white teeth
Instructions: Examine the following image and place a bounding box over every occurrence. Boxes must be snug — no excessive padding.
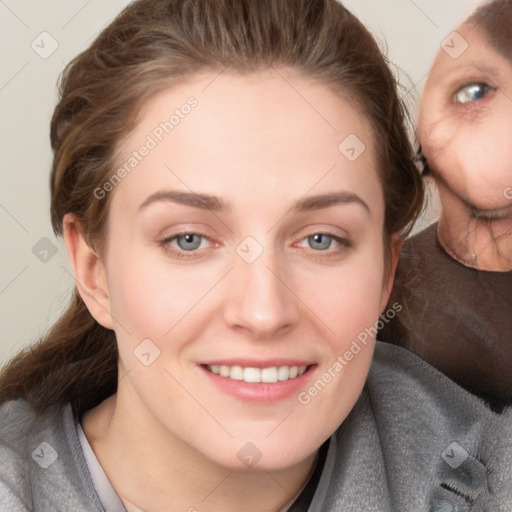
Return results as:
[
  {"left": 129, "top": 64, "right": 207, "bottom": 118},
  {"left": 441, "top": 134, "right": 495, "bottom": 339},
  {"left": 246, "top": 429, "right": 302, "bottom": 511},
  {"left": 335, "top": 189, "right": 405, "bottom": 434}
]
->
[
  {"left": 243, "top": 367, "right": 261, "bottom": 383},
  {"left": 278, "top": 366, "right": 290, "bottom": 381},
  {"left": 206, "top": 364, "right": 308, "bottom": 383},
  {"left": 261, "top": 367, "right": 278, "bottom": 383},
  {"left": 229, "top": 365, "right": 244, "bottom": 380}
]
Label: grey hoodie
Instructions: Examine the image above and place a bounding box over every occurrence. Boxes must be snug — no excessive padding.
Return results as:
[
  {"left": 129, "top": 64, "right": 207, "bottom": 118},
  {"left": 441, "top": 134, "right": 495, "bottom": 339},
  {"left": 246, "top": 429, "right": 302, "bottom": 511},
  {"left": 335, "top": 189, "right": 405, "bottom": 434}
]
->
[{"left": 1, "top": 342, "right": 511, "bottom": 511}]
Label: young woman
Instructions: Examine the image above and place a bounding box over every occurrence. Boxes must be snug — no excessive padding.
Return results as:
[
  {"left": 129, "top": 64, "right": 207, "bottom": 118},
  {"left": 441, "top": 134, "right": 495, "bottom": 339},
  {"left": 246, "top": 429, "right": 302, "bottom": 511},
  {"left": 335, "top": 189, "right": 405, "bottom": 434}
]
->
[
  {"left": 380, "top": 0, "right": 512, "bottom": 413},
  {"left": 0, "top": 1, "right": 510, "bottom": 511}
]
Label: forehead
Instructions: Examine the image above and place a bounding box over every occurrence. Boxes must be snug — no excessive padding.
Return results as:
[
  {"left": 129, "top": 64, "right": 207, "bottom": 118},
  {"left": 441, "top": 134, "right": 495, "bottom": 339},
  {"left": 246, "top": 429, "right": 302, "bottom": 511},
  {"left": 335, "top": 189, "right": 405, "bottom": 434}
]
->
[
  {"left": 123, "top": 69, "right": 375, "bottom": 154},
  {"left": 111, "top": 69, "right": 381, "bottom": 211}
]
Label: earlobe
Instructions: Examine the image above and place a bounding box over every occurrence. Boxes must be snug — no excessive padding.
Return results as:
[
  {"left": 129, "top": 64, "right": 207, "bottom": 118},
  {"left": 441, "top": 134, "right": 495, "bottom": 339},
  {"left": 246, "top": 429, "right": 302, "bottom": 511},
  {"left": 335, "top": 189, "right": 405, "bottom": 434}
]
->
[{"left": 62, "top": 214, "right": 114, "bottom": 329}]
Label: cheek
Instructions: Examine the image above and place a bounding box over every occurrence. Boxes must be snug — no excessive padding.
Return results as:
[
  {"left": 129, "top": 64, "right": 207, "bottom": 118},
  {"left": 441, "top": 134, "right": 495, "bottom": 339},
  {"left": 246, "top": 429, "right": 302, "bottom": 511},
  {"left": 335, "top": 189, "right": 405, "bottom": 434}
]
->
[
  {"left": 465, "top": 112, "right": 512, "bottom": 179},
  {"left": 106, "top": 247, "right": 223, "bottom": 344},
  {"left": 295, "top": 242, "right": 386, "bottom": 344},
  {"left": 435, "top": 112, "right": 512, "bottom": 206},
  {"left": 418, "top": 109, "right": 459, "bottom": 173},
  {"left": 291, "top": 265, "right": 380, "bottom": 445},
  {"left": 420, "top": 100, "right": 512, "bottom": 207},
  {"left": 419, "top": 90, "right": 454, "bottom": 162}
]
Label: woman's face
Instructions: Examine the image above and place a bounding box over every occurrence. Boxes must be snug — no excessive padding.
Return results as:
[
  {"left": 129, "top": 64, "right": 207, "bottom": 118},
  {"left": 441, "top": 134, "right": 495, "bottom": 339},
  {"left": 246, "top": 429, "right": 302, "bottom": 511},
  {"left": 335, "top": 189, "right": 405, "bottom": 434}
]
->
[
  {"left": 418, "top": 24, "right": 512, "bottom": 213},
  {"left": 98, "top": 69, "right": 392, "bottom": 471}
]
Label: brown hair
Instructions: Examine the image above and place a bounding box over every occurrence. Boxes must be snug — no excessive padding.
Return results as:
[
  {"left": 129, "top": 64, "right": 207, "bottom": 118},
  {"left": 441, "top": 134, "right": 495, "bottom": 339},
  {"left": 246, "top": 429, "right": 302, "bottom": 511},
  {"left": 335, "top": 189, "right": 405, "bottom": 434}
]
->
[
  {"left": 0, "top": 0, "right": 424, "bottom": 417},
  {"left": 467, "top": 0, "right": 512, "bottom": 62}
]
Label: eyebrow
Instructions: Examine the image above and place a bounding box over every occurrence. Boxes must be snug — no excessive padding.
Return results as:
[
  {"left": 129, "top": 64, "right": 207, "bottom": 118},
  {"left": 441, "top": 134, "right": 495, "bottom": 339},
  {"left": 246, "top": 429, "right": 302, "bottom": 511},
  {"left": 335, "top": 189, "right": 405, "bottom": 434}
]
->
[
  {"left": 138, "top": 190, "right": 231, "bottom": 212},
  {"left": 443, "top": 61, "right": 501, "bottom": 82},
  {"left": 471, "top": 62, "right": 501, "bottom": 78},
  {"left": 138, "top": 190, "right": 370, "bottom": 214},
  {"left": 292, "top": 191, "right": 370, "bottom": 214}
]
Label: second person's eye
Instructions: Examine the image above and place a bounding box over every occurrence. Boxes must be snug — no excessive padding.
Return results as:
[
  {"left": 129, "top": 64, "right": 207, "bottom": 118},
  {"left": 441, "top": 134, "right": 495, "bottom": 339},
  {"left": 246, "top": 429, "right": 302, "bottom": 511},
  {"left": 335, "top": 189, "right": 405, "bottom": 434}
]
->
[{"left": 453, "top": 83, "right": 496, "bottom": 104}]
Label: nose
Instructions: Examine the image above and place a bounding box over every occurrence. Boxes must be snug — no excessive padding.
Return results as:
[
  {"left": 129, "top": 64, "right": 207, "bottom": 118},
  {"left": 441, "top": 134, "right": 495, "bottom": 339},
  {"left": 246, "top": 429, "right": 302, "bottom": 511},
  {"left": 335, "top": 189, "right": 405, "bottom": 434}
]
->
[{"left": 223, "top": 244, "right": 300, "bottom": 339}]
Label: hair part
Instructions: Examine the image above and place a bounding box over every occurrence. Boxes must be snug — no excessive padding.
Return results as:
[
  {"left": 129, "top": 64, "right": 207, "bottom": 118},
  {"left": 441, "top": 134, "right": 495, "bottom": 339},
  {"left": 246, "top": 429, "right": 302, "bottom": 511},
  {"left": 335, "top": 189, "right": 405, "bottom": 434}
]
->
[{"left": 0, "top": 0, "right": 424, "bottom": 417}]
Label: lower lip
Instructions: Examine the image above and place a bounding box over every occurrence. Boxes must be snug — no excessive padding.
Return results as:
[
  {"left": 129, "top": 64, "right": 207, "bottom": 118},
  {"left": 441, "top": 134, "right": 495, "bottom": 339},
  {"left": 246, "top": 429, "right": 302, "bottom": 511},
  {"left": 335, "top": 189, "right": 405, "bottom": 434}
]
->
[{"left": 200, "top": 365, "right": 317, "bottom": 403}]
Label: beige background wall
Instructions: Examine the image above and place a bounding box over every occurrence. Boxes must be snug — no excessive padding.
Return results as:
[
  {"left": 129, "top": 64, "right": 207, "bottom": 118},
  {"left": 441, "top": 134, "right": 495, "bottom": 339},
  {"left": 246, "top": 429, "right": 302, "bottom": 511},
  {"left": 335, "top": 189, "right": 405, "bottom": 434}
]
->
[{"left": 0, "top": 0, "right": 482, "bottom": 365}]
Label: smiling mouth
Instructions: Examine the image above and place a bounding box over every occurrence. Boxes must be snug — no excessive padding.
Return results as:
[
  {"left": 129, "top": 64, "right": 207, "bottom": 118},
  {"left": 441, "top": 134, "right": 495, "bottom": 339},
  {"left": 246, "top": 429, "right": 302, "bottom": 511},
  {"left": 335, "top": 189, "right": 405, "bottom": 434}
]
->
[{"left": 204, "top": 364, "right": 312, "bottom": 383}]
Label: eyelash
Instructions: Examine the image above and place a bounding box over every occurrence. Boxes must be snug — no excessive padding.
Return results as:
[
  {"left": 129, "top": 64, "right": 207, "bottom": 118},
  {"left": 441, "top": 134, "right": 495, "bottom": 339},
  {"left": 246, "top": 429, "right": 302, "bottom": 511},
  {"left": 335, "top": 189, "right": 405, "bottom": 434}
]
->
[{"left": 158, "top": 232, "right": 351, "bottom": 260}]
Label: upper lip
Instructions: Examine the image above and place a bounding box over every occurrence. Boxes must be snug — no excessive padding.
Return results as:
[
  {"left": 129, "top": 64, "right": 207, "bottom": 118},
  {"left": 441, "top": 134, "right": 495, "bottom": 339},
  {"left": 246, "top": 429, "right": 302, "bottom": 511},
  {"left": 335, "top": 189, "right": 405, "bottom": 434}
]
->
[{"left": 200, "top": 359, "right": 315, "bottom": 368}]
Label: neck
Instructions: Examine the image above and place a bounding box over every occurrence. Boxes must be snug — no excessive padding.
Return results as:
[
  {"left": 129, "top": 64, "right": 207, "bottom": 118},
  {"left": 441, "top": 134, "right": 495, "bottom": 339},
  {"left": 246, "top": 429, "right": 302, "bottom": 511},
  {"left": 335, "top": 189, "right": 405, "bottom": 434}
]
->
[
  {"left": 82, "top": 387, "right": 316, "bottom": 512},
  {"left": 436, "top": 183, "right": 512, "bottom": 271}
]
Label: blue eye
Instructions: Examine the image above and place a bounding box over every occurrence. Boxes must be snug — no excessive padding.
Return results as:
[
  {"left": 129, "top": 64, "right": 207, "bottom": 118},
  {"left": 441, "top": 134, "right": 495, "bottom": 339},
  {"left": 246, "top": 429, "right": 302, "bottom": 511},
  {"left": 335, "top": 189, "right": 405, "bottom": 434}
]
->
[
  {"left": 306, "top": 234, "right": 334, "bottom": 251},
  {"left": 453, "top": 83, "right": 495, "bottom": 104},
  {"left": 158, "top": 231, "right": 216, "bottom": 261},
  {"left": 174, "top": 233, "right": 203, "bottom": 251}
]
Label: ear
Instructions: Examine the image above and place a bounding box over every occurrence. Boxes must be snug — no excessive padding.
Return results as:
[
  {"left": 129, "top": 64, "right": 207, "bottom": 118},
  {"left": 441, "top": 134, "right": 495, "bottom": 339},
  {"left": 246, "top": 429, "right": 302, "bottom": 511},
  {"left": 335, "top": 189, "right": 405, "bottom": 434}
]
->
[
  {"left": 379, "top": 234, "right": 402, "bottom": 313},
  {"left": 63, "top": 213, "right": 114, "bottom": 329}
]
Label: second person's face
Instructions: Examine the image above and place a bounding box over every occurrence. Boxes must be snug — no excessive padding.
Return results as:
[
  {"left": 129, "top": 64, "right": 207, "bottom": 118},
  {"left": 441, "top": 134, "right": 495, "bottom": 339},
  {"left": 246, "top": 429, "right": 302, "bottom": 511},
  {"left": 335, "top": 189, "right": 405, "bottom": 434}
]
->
[{"left": 419, "top": 24, "right": 512, "bottom": 215}]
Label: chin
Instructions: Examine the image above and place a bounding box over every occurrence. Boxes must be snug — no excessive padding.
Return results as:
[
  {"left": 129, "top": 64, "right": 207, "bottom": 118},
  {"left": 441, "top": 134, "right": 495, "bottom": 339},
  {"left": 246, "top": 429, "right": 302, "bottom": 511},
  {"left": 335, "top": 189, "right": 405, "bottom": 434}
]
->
[
  {"left": 455, "top": 184, "right": 512, "bottom": 216},
  {"left": 203, "top": 428, "right": 322, "bottom": 473},
  {"left": 213, "top": 447, "right": 312, "bottom": 473}
]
